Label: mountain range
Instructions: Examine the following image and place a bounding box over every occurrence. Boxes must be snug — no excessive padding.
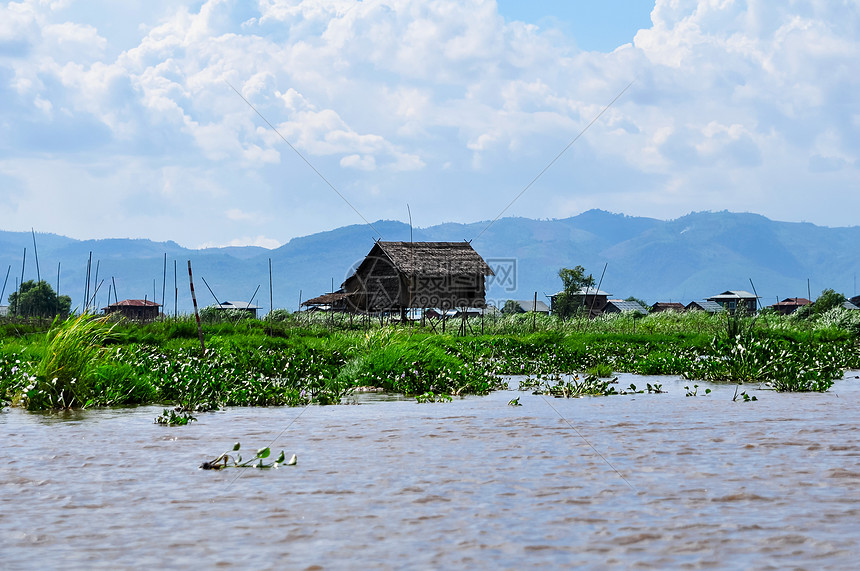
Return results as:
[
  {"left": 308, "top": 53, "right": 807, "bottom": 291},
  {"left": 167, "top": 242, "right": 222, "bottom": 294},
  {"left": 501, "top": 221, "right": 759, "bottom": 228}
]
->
[{"left": 2, "top": 210, "right": 858, "bottom": 314}]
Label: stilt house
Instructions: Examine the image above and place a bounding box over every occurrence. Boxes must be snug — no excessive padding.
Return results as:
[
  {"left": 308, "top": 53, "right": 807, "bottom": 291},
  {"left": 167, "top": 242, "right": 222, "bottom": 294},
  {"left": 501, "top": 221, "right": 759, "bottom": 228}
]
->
[
  {"left": 342, "top": 241, "right": 494, "bottom": 315},
  {"left": 104, "top": 299, "right": 161, "bottom": 320}
]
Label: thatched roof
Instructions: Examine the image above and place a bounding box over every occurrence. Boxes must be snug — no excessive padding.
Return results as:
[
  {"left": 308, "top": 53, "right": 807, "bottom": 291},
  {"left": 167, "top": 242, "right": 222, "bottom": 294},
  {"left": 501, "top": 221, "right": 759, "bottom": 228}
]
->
[
  {"left": 373, "top": 241, "right": 494, "bottom": 276},
  {"left": 107, "top": 299, "right": 161, "bottom": 308},
  {"left": 302, "top": 292, "right": 354, "bottom": 306}
]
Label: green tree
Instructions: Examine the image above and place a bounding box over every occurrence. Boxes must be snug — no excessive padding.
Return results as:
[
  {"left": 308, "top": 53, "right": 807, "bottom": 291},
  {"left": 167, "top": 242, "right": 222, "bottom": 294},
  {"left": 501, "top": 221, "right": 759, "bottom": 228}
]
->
[
  {"left": 501, "top": 300, "right": 522, "bottom": 315},
  {"left": 812, "top": 289, "right": 845, "bottom": 315},
  {"left": 7, "top": 280, "right": 71, "bottom": 318},
  {"left": 553, "top": 266, "right": 596, "bottom": 319}
]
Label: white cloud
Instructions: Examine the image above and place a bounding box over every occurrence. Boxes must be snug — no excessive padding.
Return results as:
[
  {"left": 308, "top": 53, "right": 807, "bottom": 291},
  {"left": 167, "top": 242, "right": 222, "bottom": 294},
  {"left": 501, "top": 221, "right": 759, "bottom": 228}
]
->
[{"left": 1, "top": 0, "right": 859, "bottom": 245}]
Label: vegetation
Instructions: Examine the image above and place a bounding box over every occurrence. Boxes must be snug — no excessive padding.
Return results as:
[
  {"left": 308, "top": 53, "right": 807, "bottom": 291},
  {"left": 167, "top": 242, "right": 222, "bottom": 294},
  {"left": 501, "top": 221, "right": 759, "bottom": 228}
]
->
[
  {"left": 1, "top": 304, "right": 858, "bottom": 412},
  {"left": 199, "top": 442, "right": 296, "bottom": 470},
  {"left": 6, "top": 280, "right": 71, "bottom": 318},
  {"left": 551, "top": 266, "right": 596, "bottom": 319}
]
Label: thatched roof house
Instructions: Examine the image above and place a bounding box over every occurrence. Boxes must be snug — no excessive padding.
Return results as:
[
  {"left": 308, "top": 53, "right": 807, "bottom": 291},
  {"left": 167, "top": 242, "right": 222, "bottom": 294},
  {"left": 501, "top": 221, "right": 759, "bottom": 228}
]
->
[
  {"left": 342, "top": 241, "right": 494, "bottom": 314},
  {"left": 104, "top": 299, "right": 161, "bottom": 320},
  {"left": 301, "top": 291, "right": 354, "bottom": 312},
  {"left": 651, "top": 302, "right": 685, "bottom": 313}
]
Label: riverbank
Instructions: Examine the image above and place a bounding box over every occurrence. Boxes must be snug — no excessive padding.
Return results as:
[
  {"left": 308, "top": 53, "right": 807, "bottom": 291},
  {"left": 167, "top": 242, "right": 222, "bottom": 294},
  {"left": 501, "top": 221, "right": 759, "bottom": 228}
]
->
[{"left": 2, "top": 309, "right": 859, "bottom": 410}]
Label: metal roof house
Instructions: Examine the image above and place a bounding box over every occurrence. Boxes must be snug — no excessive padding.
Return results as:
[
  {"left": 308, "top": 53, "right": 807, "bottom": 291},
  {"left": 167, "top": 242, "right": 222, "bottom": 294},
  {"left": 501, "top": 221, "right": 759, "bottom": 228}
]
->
[
  {"left": 706, "top": 290, "right": 759, "bottom": 313},
  {"left": 549, "top": 287, "right": 612, "bottom": 318},
  {"left": 510, "top": 300, "right": 551, "bottom": 314},
  {"left": 341, "top": 241, "right": 494, "bottom": 316},
  {"left": 685, "top": 300, "right": 725, "bottom": 313},
  {"left": 103, "top": 299, "right": 161, "bottom": 320},
  {"left": 604, "top": 300, "right": 648, "bottom": 315}
]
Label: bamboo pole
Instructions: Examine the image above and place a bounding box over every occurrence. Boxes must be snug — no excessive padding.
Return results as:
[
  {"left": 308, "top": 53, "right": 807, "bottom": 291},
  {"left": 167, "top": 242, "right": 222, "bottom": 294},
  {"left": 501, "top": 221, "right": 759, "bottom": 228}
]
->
[
  {"left": 188, "top": 261, "right": 205, "bottom": 354},
  {"left": 161, "top": 253, "right": 167, "bottom": 318},
  {"left": 31, "top": 228, "right": 41, "bottom": 283},
  {"left": 16, "top": 248, "right": 26, "bottom": 316}
]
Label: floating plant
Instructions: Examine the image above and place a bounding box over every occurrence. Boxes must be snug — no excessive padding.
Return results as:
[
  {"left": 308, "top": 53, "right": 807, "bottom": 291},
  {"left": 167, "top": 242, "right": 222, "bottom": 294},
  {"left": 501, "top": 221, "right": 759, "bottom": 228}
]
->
[{"left": 199, "top": 442, "right": 296, "bottom": 470}]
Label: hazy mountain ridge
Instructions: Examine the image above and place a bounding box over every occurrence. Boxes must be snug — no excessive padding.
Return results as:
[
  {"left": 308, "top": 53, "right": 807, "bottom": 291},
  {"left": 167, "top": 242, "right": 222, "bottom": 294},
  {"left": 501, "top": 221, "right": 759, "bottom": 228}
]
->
[{"left": 1, "top": 210, "right": 858, "bottom": 312}]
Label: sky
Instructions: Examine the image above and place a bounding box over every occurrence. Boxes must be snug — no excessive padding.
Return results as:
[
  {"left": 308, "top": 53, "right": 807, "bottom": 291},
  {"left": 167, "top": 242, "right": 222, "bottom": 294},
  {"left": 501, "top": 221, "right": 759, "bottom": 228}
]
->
[{"left": 0, "top": 0, "right": 858, "bottom": 249}]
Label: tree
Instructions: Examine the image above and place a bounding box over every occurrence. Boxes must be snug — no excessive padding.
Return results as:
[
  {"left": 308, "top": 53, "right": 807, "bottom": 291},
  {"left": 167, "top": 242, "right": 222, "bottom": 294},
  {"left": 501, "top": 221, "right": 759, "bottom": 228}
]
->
[
  {"left": 812, "top": 289, "right": 845, "bottom": 315},
  {"left": 502, "top": 300, "right": 522, "bottom": 315},
  {"left": 553, "top": 266, "right": 596, "bottom": 319},
  {"left": 7, "top": 280, "right": 71, "bottom": 318}
]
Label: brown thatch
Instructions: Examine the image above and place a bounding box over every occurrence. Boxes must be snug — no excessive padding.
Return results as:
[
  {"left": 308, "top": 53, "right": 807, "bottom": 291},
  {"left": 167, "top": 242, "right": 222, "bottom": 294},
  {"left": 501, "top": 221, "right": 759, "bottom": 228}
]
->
[
  {"left": 373, "top": 241, "right": 493, "bottom": 276},
  {"left": 103, "top": 299, "right": 161, "bottom": 320},
  {"left": 302, "top": 292, "right": 354, "bottom": 306},
  {"left": 343, "top": 241, "right": 494, "bottom": 313}
]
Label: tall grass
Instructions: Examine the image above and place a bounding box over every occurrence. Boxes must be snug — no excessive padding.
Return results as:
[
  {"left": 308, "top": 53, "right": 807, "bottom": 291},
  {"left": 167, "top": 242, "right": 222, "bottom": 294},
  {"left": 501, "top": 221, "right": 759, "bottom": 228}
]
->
[{"left": 25, "top": 314, "right": 116, "bottom": 410}]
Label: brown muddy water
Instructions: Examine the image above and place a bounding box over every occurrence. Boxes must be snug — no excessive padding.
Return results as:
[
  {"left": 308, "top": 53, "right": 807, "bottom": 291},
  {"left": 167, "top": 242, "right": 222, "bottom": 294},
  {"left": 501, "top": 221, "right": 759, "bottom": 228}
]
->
[{"left": 2, "top": 373, "right": 860, "bottom": 570}]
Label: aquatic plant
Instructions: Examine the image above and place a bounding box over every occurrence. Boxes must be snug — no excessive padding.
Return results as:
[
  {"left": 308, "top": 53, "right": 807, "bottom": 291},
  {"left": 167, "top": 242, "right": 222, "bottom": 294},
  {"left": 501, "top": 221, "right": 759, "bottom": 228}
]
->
[
  {"left": 25, "top": 314, "right": 116, "bottom": 410},
  {"left": 154, "top": 407, "right": 197, "bottom": 425},
  {"left": 199, "top": 442, "right": 296, "bottom": 470},
  {"left": 415, "top": 391, "right": 453, "bottom": 403},
  {"left": 684, "top": 384, "right": 711, "bottom": 397}
]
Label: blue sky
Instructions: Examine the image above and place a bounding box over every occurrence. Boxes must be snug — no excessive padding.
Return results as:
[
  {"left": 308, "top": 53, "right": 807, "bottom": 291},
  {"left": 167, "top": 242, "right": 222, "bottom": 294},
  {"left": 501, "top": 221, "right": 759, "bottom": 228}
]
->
[{"left": 1, "top": 0, "right": 858, "bottom": 248}]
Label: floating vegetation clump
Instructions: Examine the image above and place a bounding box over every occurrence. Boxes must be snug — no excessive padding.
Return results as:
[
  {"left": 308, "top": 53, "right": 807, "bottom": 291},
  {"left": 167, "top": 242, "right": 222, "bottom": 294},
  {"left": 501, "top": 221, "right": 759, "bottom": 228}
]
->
[
  {"left": 154, "top": 407, "right": 197, "bottom": 425},
  {"left": 200, "top": 442, "right": 296, "bottom": 470}
]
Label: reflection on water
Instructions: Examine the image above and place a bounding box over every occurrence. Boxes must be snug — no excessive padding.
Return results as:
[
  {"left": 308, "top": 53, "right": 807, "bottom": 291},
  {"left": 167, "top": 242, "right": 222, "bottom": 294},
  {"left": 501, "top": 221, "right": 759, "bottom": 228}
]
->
[{"left": 2, "top": 373, "right": 859, "bottom": 569}]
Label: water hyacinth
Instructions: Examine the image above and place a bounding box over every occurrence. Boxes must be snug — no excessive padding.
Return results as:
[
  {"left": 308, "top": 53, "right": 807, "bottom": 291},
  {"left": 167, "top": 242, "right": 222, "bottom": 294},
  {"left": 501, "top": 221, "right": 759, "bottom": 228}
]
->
[{"left": 2, "top": 309, "right": 858, "bottom": 410}]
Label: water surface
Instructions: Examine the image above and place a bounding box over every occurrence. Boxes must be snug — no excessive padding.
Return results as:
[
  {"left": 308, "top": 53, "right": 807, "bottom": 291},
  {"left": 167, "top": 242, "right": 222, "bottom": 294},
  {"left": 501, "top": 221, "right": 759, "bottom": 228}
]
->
[{"left": 2, "top": 373, "right": 859, "bottom": 569}]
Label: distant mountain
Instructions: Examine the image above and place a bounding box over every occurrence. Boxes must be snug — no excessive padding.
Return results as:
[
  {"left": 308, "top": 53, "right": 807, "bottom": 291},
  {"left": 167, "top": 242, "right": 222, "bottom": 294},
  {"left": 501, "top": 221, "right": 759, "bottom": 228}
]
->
[{"left": 2, "top": 210, "right": 858, "bottom": 313}]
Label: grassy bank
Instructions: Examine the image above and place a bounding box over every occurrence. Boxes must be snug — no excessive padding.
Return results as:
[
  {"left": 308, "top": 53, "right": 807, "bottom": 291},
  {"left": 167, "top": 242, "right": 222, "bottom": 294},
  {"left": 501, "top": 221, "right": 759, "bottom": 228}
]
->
[{"left": 1, "top": 308, "right": 858, "bottom": 411}]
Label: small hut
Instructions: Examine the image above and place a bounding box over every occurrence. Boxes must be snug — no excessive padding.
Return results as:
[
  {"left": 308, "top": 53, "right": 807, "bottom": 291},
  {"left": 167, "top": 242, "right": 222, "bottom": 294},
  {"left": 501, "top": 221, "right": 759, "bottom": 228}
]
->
[
  {"left": 301, "top": 291, "right": 355, "bottom": 312},
  {"left": 104, "top": 299, "right": 161, "bottom": 320},
  {"left": 651, "top": 302, "right": 685, "bottom": 313},
  {"left": 211, "top": 301, "right": 261, "bottom": 318},
  {"left": 342, "top": 241, "right": 494, "bottom": 316}
]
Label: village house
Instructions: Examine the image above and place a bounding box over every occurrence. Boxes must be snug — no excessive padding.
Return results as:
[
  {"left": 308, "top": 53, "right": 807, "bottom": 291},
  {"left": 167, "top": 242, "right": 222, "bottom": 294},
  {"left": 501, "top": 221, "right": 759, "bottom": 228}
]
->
[
  {"left": 549, "top": 287, "right": 611, "bottom": 318},
  {"left": 769, "top": 297, "right": 811, "bottom": 315},
  {"left": 685, "top": 300, "right": 725, "bottom": 313},
  {"left": 301, "top": 291, "right": 353, "bottom": 312},
  {"left": 340, "top": 241, "right": 494, "bottom": 317},
  {"left": 651, "top": 302, "right": 685, "bottom": 313},
  {"left": 103, "top": 299, "right": 161, "bottom": 320},
  {"left": 604, "top": 299, "right": 648, "bottom": 315},
  {"left": 508, "top": 300, "right": 551, "bottom": 314},
  {"left": 706, "top": 290, "right": 759, "bottom": 313}
]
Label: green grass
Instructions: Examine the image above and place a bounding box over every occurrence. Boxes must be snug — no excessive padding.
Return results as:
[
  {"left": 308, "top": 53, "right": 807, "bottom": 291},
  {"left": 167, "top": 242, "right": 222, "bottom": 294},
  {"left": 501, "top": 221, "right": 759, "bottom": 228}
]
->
[{"left": 1, "top": 308, "right": 858, "bottom": 410}]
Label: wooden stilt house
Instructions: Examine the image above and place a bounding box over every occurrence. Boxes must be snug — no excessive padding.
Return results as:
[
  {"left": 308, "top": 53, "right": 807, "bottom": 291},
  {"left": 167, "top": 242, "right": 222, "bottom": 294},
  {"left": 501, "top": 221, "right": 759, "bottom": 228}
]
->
[{"left": 342, "top": 241, "right": 494, "bottom": 315}]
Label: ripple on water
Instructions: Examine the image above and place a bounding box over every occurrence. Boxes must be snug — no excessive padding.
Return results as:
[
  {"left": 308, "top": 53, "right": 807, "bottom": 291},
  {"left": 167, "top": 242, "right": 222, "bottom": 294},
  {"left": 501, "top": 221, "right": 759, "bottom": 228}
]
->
[{"left": 1, "top": 373, "right": 860, "bottom": 568}]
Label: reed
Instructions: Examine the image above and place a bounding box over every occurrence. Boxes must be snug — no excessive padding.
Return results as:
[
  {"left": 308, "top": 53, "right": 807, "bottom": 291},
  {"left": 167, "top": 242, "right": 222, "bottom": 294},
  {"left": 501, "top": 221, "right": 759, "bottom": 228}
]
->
[{"left": 26, "top": 314, "right": 116, "bottom": 409}]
